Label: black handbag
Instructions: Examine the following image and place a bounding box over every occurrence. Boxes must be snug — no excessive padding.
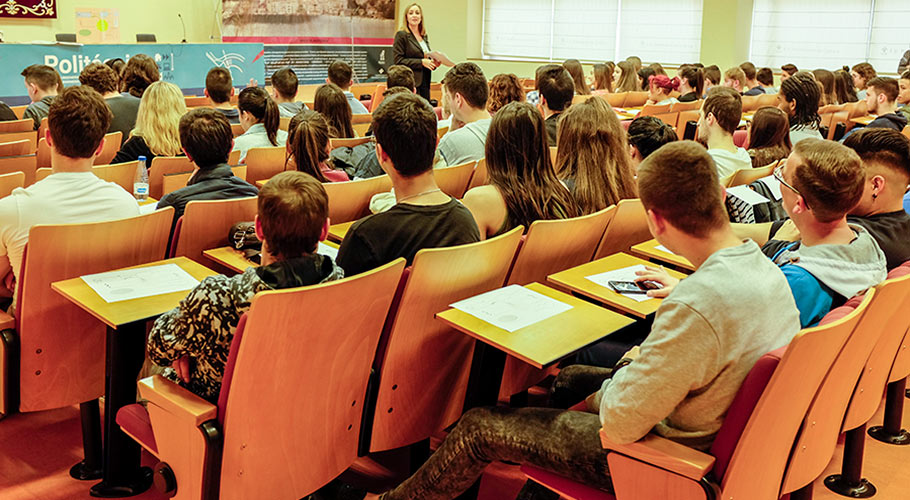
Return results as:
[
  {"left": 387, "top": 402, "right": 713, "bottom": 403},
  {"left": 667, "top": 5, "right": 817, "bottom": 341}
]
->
[{"left": 228, "top": 221, "right": 261, "bottom": 250}]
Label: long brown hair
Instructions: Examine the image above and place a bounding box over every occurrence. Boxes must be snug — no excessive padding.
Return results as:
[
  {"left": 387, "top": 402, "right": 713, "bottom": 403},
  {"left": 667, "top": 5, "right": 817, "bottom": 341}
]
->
[
  {"left": 748, "top": 106, "right": 792, "bottom": 167},
  {"left": 812, "top": 69, "right": 838, "bottom": 105},
  {"left": 556, "top": 96, "right": 637, "bottom": 214},
  {"left": 615, "top": 61, "right": 639, "bottom": 92},
  {"left": 593, "top": 63, "right": 613, "bottom": 92},
  {"left": 238, "top": 87, "right": 280, "bottom": 146},
  {"left": 485, "top": 102, "right": 579, "bottom": 229},
  {"left": 314, "top": 83, "right": 354, "bottom": 138},
  {"left": 399, "top": 3, "right": 426, "bottom": 36},
  {"left": 285, "top": 110, "right": 330, "bottom": 183},
  {"left": 563, "top": 59, "right": 590, "bottom": 95}
]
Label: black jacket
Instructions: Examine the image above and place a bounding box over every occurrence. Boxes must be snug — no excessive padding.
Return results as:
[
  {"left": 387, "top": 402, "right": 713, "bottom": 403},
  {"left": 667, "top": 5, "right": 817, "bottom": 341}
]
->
[
  {"left": 393, "top": 30, "right": 431, "bottom": 87},
  {"left": 0, "top": 102, "right": 16, "bottom": 122},
  {"left": 157, "top": 163, "right": 259, "bottom": 231}
]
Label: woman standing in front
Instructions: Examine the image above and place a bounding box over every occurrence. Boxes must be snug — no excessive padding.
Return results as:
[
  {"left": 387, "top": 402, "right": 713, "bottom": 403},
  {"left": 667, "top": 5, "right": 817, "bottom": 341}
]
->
[{"left": 393, "top": 3, "right": 438, "bottom": 100}]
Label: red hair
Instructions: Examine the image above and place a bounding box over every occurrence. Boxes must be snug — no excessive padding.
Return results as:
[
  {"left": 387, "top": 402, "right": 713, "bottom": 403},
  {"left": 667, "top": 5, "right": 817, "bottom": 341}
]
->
[{"left": 649, "top": 74, "right": 680, "bottom": 92}]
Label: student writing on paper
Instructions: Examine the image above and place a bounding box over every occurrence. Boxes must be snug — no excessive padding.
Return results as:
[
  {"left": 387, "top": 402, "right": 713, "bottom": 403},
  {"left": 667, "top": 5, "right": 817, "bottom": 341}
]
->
[
  {"left": 360, "top": 142, "right": 801, "bottom": 500},
  {"left": 147, "top": 172, "right": 343, "bottom": 403}
]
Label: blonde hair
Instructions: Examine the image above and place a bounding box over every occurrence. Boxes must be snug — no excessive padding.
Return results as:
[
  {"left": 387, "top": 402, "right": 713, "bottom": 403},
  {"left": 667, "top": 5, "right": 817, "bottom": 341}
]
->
[
  {"left": 133, "top": 81, "right": 186, "bottom": 156},
  {"left": 399, "top": 3, "right": 426, "bottom": 36}
]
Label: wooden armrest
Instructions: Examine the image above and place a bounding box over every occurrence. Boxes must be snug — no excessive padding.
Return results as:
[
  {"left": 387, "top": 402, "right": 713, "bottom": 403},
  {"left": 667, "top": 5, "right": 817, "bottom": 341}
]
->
[
  {"left": 0, "top": 311, "right": 14, "bottom": 331},
  {"left": 600, "top": 429, "right": 715, "bottom": 481},
  {"left": 138, "top": 375, "right": 217, "bottom": 427}
]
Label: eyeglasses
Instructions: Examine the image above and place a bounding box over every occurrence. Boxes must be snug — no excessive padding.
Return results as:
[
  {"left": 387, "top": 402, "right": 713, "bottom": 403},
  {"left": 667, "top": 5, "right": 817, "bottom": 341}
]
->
[{"left": 773, "top": 162, "right": 809, "bottom": 209}]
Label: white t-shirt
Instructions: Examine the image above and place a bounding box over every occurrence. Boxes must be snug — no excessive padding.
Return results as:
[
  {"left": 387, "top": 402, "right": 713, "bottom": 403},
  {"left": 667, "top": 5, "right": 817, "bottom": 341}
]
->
[
  {"left": 438, "top": 118, "right": 492, "bottom": 166},
  {"left": 233, "top": 123, "right": 289, "bottom": 163},
  {"left": 708, "top": 147, "right": 752, "bottom": 178},
  {"left": 789, "top": 126, "right": 824, "bottom": 146},
  {"left": 0, "top": 172, "right": 140, "bottom": 287}
]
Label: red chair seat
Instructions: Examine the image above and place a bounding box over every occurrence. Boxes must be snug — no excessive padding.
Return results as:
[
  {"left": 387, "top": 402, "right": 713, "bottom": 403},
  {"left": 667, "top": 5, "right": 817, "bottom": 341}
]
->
[
  {"left": 116, "top": 403, "right": 158, "bottom": 454},
  {"left": 733, "top": 129, "right": 747, "bottom": 148},
  {"left": 521, "top": 465, "right": 616, "bottom": 500}
]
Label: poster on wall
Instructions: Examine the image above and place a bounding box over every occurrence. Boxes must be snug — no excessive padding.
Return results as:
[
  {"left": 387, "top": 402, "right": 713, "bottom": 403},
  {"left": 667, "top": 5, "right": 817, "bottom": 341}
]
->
[
  {"left": 0, "top": 0, "right": 56, "bottom": 19},
  {"left": 75, "top": 8, "right": 121, "bottom": 43},
  {"left": 221, "top": 0, "right": 395, "bottom": 84}
]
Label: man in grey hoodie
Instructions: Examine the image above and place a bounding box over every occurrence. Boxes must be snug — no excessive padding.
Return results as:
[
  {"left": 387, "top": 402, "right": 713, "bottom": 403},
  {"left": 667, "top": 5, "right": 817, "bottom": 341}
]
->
[
  {"left": 363, "top": 142, "right": 802, "bottom": 500},
  {"left": 760, "top": 139, "right": 887, "bottom": 327}
]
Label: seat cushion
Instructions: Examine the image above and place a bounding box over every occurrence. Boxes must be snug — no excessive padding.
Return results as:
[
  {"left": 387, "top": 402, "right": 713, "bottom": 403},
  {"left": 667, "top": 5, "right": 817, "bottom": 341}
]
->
[
  {"left": 521, "top": 465, "right": 615, "bottom": 500},
  {"left": 116, "top": 403, "right": 158, "bottom": 454}
]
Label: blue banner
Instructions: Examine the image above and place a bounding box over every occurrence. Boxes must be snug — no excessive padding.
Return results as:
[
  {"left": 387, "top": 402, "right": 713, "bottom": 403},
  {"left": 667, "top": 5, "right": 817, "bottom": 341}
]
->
[{"left": 0, "top": 43, "right": 265, "bottom": 104}]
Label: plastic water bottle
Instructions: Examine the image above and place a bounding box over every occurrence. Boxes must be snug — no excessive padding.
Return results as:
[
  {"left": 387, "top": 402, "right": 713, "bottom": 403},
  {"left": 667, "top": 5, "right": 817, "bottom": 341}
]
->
[{"left": 133, "top": 155, "right": 149, "bottom": 201}]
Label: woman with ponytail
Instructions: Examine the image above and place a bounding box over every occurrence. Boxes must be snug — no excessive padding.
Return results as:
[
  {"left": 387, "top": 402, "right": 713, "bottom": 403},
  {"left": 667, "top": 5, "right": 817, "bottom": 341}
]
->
[
  {"left": 286, "top": 110, "right": 350, "bottom": 183},
  {"left": 646, "top": 74, "right": 680, "bottom": 106},
  {"left": 233, "top": 86, "right": 287, "bottom": 162},
  {"left": 677, "top": 65, "right": 704, "bottom": 102}
]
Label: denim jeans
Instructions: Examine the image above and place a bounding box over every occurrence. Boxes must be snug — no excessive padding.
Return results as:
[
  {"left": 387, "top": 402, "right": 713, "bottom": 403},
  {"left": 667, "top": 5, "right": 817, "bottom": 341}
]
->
[{"left": 380, "top": 366, "right": 616, "bottom": 500}]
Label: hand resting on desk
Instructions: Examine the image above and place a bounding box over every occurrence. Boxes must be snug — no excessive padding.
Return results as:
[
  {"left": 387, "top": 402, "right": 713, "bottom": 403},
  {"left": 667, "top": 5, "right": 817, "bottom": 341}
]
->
[{"left": 634, "top": 266, "right": 679, "bottom": 298}]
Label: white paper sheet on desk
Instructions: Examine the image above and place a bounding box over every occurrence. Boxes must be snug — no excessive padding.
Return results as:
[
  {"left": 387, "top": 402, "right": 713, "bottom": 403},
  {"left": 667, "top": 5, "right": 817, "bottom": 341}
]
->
[
  {"left": 655, "top": 244, "right": 672, "bottom": 254},
  {"left": 81, "top": 263, "right": 200, "bottom": 303},
  {"left": 318, "top": 242, "right": 338, "bottom": 260},
  {"left": 756, "top": 175, "right": 782, "bottom": 201},
  {"left": 138, "top": 203, "right": 157, "bottom": 215},
  {"left": 586, "top": 265, "right": 653, "bottom": 302},
  {"left": 450, "top": 284, "right": 573, "bottom": 332},
  {"left": 727, "top": 185, "right": 770, "bottom": 205}
]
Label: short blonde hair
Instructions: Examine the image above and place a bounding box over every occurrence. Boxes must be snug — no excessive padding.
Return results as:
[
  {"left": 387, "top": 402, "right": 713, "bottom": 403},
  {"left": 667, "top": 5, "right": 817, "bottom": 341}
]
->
[
  {"left": 724, "top": 67, "right": 747, "bottom": 88},
  {"left": 133, "top": 81, "right": 186, "bottom": 157}
]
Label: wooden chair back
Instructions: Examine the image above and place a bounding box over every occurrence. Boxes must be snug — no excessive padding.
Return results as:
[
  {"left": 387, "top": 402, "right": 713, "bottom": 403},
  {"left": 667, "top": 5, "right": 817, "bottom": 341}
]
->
[
  {"left": 724, "top": 161, "right": 778, "bottom": 188},
  {"left": 0, "top": 132, "right": 37, "bottom": 154},
  {"left": 93, "top": 161, "right": 138, "bottom": 193},
  {"left": 718, "top": 295, "right": 870, "bottom": 499},
  {"left": 639, "top": 104, "right": 673, "bottom": 117},
  {"left": 352, "top": 113, "right": 372, "bottom": 125},
  {"left": 549, "top": 146, "right": 558, "bottom": 165},
  {"left": 889, "top": 328, "right": 910, "bottom": 384},
  {"left": 279, "top": 116, "right": 291, "bottom": 132},
  {"left": 741, "top": 95, "right": 760, "bottom": 112},
  {"left": 651, "top": 112, "right": 679, "bottom": 127},
  {"left": 161, "top": 172, "right": 193, "bottom": 197},
  {"left": 0, "top": 172, "right": 25, "bottom": 198},
  {"left": 36, "top": 137, "right": 50, "bottom": 168},
  {"left": 622, "top": 92, "right": 648, "bottom": 108},
  {"left": 15, "top": 208, "right": 174, "bottom": 412},
  {"left": 219, "top": 259, "right": 405, "bottom": 500},
  {"left": 244, "top": 146, "right": 287, "bottom": 185},
  {"left": 10, "top": 105, "right": 27, "bottom": 119},
  {"left": 369, "top": 84, "right": 388, "bottom": 112},
  {"left": 434, "top": 160, "right": 476, "bottom": 199},
  {"left": 171, "top": 197, "right": 258, "bottom": 263},
  {"left": 902, "top": 125, "right": 910, "bottom": 140},
  {"left": 437, "top": 126, "right": 449, "bottom": 139},
  {"left": 367, "top": 227, "right": 524, "bottom": 452},
  {"left": 149, "top": 156, "right": 194, "bottom": 199},
  {"left": 592, "top": 199, "right": 652, "bottom": 260},
  {"left": 35, "top": 168, "right": 51, "bottom": 183},
  {"left": 0, "top": 119, "right": 33, "bottom": 133},
  {"left": 322, "top": 175, "right": 393, "bottom": 224},
  {"left": 669, "top": 100, "right": 701, "bottom": 112},
  {"left": 0, "top": 155, "right": 37, "bottom": 186},
  {"left": 847, "top": 100, "right": 868, "bottom": 119},
  {"left": 228, "top": 149, "right": 241, "bottom": 165},
  {"left": 605, "top": 92, "right": 627, "bottom": 107},
  {"left": 352, "top": 123, "right": 371, "bottom": 137},
  {"left": 37, "top": 118, "right": 48, "bottom": 144},
  {"left": 93, "top": 132, "right": 123, "bottom": 165},
  {"left": 0, "top": 140, "right": 31, "bottom": 157},
  {"left": 231, "top": 123, "right": 244, "bottom": 138},
  {"left": 467, "top": 158, "right": 488, "bottom": 191},
  {"left": 184, "top": 96, "right": 210, "bottom": 107},
  {"left": 757, "top": 94, "right": 778, "bottom": 107},
  {"left": 329, "top": 137, "right": 371, "bottom": 150},
  {"left": 828, "top": 111, "right": 850, "bottom": 140},
  {"left": 676, "top": 110, "right": 700, "bottom": 132},
  {"left": 783, "top": 275, "right": 910, "bottom": 494}
]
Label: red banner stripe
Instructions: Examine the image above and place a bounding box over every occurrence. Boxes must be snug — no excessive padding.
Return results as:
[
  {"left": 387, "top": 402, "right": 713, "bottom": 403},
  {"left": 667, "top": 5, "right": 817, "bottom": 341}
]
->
[{"left": 222, "top": 36, "right": 394, "bottom": 45}]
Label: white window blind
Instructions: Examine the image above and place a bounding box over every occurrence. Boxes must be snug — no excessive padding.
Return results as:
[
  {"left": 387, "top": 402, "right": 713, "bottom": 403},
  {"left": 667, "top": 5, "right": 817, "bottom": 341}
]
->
[
  {"left": 751, "top": 0, "right": 910, "bottom": 74},
  {"left": 617, "top": 0, "right": 703, "bottom": 65},
  {"left": 482, "top": 0, "right": 700, "bottom": 65}
]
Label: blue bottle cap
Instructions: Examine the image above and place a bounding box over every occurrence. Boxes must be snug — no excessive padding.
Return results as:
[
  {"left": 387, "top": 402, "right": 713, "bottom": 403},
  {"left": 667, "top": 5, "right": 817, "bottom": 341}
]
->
[{"left": 138, "top": 155, "right": 147, "bottom": 161}]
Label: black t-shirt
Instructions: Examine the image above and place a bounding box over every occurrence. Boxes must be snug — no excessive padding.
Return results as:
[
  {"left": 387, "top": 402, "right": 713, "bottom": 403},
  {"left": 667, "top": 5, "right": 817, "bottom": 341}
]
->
[
  {"left": 336, "top": 198, "right": 481, "bottom": 276},
  {"left": 768, "top": 210, "right": 910, "bottom": 270}
]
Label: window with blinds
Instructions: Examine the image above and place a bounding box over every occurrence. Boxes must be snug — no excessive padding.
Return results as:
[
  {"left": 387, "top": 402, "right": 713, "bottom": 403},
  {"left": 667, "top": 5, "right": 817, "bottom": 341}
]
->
[
  {"left": 482, "top": 0, "right": 702, "bottom": 65},
  {"left": 750, "top": 0, "right": 910, "bottom": 74}
]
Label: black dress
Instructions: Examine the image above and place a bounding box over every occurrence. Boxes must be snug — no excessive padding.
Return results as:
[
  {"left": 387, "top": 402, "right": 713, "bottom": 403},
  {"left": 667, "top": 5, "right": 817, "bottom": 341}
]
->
[{"left": 393, "top": 29, "right": 432, "bottom": 100}]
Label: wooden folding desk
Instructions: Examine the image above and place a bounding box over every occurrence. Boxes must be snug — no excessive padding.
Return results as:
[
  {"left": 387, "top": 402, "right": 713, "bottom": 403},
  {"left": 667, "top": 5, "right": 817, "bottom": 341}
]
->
[
  {"left": 547, "top": 253, "right": 687, "bottom": 319},
  {"left": 203, "top": 240, "right": 340, "bottom": 273},
  {"left": 850, "top": 115, "right": 876, "bottom": 126},
  {"left": 437, "top": 282, "right": 635, "bottom": 409},
  {"left": 328, "top": 220, "right": 355, "bottom": 242},
  {"left": 52, "top": 257, "right": 217, "bottom": 497},
  {"left": 631, "top": 239, "right": 695, "bottom": 272}
]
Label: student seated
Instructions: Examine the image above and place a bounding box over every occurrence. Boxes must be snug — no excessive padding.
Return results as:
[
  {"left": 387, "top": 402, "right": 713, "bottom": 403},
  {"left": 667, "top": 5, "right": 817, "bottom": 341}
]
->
[
  {"left": 204, "top": 67, "right": 240, "bottom": 124},
  {"left": 781, "top": 63, "right": 799, "bottom": 82},
  {"left": 285, "top": 109, "right": 349, "bottom": 183},
  {"left": 437, "top": 62, "right": 492, "bottom": 166},
  {"left": 835, "top": 67, "right": 860, "bottom": 104},
  {"left": 487, "top": 73, "right": 526, "bottom": 116},
  {"left": 757, "top": 67, "right": 777, "bottom": 94},
  {"left": 723, "top": 66, "right": 748, "bottom": 94},
  {"left": 0, "top": 86, "right": 139, "bottom": 310},
  {"left": 79, "top": 62, "right": 140, "bottom": 146},
  {"left": 336, "top": 93, "right": 480, "bottom": 276},
  {"left": 233, "top": 87, "right": 287, "bottom": 162},
  {"left": 555, "top": 96, "right": 637, "bottom": 214},
  {"left": 350, "top": 87, "right": 414, "bottom": 181},
  {"left": 157, "top": 108, "right": 259, "bottom": 223},
  {"left": 736, "top": 139, "right": 886, "bottom": 327},
  {"left": 777, "top": 72, "right": 824, "bottom": 145},
  {"left": 271, "top": 67, "right": 306, "bottom": 118},
  {"left": 703, "top": 65, "right": 721, "bottom": 96},
  {"left": 844, "top": 77, "right": 908, "bottom": 140},
  {"left": 637, "top": 66, "right": 655, "bottom": 91},
  {"left": 897, "top": 70, "right": 910, "bottom": 121},
  {"left": 112, "top": 81, "right": 187, "bottom": 165},
  {"left": 20, "top": 64, "right": 59, "bottom": 130},
  {"left": 592, "top": 62, "right": 614, "bottom": 93},
  {"left": 462, "top": 101, "right": 579, "bottom": 239},
  {"left": 697, "top": 86, "right": 751, "bottom": 177},
  {"left": 563, "top": 59, "right": 590, "bottom": 96},
  {"left": 676, "top": 64, "right": 704, "bottom": 102},
  {"left": 122, "top": 54, "right": 160, "bottom": 98},
  {"left": 315, "top": 83, "right": 356, "bottom": 139},
  {"left": 327, "top": 60, "right": 370, "bottom": 115},
  {"left": 362, "top": 141, "right": 802, "bottom": 500},
  {"left": 627, "top": 116, "right": 678, "bottom": 169},
  {"left": 645, "top": 74, "right": 680, "bottom": 107},
  {"left": 386, "top": 64, "right": 416, "bottom": 93},
  {"left": 851, "top": 62, "right": 877, "bottom": 101},
  {"left": 614, "top": 60, "right": 639, "bottom": 93},
  {"left": 535, "top": 64, "right": 574, "bottom": 147},
  {"left": 740, "top": 62, "right": 765, "bottom": 96},
  {"left": 813, "top": 69, "right": 838, "bottom": 106},
  {"left": 747, "top": 106, "right": 792, "bottom": 167},
  {"left": 148, "top": 171, "right": 343, "bottom": 402}
]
